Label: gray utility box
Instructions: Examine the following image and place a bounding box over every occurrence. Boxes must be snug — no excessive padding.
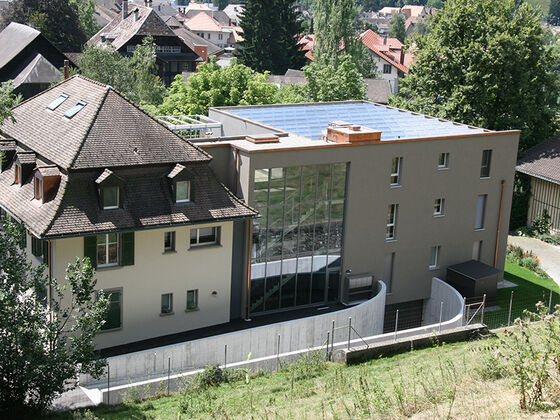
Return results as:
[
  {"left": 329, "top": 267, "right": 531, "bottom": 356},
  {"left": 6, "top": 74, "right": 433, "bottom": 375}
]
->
[{"left": 446, "top": 260, "right": 500, "bottom": 306}]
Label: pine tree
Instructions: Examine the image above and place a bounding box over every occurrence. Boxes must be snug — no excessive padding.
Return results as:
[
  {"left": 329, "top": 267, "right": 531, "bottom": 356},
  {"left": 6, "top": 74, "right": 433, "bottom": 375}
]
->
[{"left": 237, "top": 0, "right": 306, "bottom": 74}]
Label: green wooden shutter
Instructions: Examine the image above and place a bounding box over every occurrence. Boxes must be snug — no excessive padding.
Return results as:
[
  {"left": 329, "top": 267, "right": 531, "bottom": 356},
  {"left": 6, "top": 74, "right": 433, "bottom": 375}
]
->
[
  {"left": 42, "top": 240, "right": 49, "bottom": 266},
  {"left": 120, "top": 232, "right": 135, "bottom": 266},
  {"left": 84, "top": 235, "right": 98, "bottom": 268}
]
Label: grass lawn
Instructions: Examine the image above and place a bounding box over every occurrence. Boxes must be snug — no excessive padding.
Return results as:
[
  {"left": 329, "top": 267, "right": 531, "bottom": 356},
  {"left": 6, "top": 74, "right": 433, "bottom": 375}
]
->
[
  {"left": 482, "top": 260, "right": 560, "bottom": 329},
  {"left": 51, "top": 334, "right": 560, "bottom": 420}
]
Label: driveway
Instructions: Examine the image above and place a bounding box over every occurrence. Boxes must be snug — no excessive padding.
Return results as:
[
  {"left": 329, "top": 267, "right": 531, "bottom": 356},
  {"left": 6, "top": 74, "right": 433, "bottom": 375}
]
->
[{"left": 508, "top": 235, "right": 560, "bottom": 287}]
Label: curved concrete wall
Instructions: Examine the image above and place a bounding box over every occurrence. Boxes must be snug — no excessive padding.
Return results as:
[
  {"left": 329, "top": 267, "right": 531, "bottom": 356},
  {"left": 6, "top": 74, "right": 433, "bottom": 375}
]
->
[{"left": 81, "top": 281, "right": 386, "bottom": 386}]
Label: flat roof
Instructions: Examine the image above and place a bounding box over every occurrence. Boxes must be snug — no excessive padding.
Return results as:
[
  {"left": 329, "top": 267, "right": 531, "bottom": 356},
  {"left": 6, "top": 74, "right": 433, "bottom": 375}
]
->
[{"left": 221, "top": 102, "right": 492, "bottom": 141}]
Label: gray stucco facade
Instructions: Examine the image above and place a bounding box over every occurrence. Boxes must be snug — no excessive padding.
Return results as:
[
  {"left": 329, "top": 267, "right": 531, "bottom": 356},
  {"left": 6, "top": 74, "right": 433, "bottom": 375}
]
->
[{"left": 197, "top": 101, "right": 519, "bottom": 317}]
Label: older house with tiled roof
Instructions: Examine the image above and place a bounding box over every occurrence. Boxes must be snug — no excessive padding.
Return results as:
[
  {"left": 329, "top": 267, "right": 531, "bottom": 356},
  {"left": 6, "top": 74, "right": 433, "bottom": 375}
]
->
[
  {"left": 517, "top": 136, "right": 560, "bottom": 231},
  {"left": 0, "top": 75, "right": 256, "bottom": 349},
  {"left": 89, "top": 1, "right": 202, "bottom": 84}
]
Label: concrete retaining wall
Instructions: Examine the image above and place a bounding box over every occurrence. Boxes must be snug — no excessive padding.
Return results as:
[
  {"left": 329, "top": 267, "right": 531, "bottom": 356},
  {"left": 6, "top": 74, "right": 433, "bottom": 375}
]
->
[
  {"left": 80, "top": 281, "right": 386, "bottom": 387},
  {"left": 423, "top": 277, "right": 465, "bottom": 327}
]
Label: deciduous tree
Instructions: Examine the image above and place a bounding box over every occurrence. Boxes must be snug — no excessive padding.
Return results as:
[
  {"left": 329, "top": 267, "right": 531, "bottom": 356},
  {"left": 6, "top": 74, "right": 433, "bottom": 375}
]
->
[
  {"left": 0, "top": 219, "right": 109, "bottom": 416},
  {"left": 390, "top": 0, "right": 559, "bottom": 154},
  {"left": 388, "top": 12, "right": 406, "bottom": 43}
]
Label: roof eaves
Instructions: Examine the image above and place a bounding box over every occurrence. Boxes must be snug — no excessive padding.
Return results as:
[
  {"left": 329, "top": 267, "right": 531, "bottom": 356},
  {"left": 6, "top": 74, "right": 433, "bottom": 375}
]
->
[{"left": 515, "top": 167, "right": 560, "bottom": 186}]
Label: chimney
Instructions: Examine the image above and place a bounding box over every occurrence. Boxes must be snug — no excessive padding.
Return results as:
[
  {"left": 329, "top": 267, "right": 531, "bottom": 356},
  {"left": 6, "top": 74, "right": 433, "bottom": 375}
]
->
[
  {"left": 64, "top": 60, "right": 70, "bottom": 80},
  {"left": 122, "top": 0, "right": 128, "bottom": 19},
  {"left": 400, "top": 50, "right": 405, "bottom": 65},
  {"left": 326, "top": 121, "right": 381, "bottom": 144},
  {"left": 134, "top": 8, "right": 140, "bottom": 21},
  {"left": 384, "top": 35, "right": 387, "bottom": 45}
]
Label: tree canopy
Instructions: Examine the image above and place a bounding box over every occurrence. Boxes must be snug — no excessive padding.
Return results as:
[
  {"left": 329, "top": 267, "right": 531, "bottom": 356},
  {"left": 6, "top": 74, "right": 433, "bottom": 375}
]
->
[
  {"left": 238, "top": 0, "right": 307, "bottom": 74},
  {"left": 388, "top": 12, "right": 406, "bottom": 43},
  {"left": 0, "top": 219, "right": 108, "bottom": 416},
  {"left": 0, "top": 0, "right": 88, "bottom": 52},
  {"left": 390, "top": 0, "right": 559, "bottom": 154},
  {"left": 158, "top": 57, "right": 279, "bottom": 115},
  {"left": 78, "top": 37, "right": 166, "bottom": 110},
  {"left": 0, "top": 81, "right": 21, "bottom": 127}
]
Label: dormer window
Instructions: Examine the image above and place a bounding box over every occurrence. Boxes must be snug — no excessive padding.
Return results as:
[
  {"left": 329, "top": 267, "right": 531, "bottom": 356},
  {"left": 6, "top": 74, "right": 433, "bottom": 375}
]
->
[
  {"left": 64, "top": 101, "right": 87, "bottom": 119},
  {"left": 102, "top": 186, "right": 120, "bottom": 210},
  {"left": 34, "top": 175, "right": 43, "bottom": 201},
  {"left": 96, "top": 169, "right": 124, "bottom": 210},
  {"left": 175, "top": 180, "right": 190, "bottom": 203},
  {"left": 46, "top": 93, "right": 68, "bottom": 111}
]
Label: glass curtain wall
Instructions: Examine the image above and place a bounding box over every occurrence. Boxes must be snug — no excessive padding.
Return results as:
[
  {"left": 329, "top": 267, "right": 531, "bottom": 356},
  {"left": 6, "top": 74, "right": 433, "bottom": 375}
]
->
[{"left": 250, "top": 163, "right": 348, "bottom": 314}]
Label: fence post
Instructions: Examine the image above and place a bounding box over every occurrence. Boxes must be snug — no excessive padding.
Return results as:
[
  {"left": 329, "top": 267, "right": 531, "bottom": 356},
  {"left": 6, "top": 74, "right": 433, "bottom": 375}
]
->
[
  {"left": 507, "top": 291, "right": 514, "bottom": 327},
  {"left": 224, "top": 344, "right": 227, "bottom": 371},
  {"left": 326, "top": 331, "right": 330, "bottom": 360},
  {"left": 276, "top": 334, "right": 280, "bottom": 372},
  {"left": 331, "top": 320, "right": 335, "bottom": 353},
  {"left": 107, "top": 363, "right": 110, "bottom": 405},
  {"left": 438, "top": 301, "right": 444, "bottom": 333},
  {"left": 549, "top": 289, "right": 553, "bottom": 314},
  {"left": 463, "top": 297, "right": 467, "bottom": 326},
  {"left": 481, "top": 294, "right": 487, "bottom": 325},
  {"left": 347, "top": 317, "right": 352, "bottom": 350},
  {"left": 394, "top": 309, "right": 399, "bottom": 342},
  {"left": 167, "top": 357, "right": 171, "bottom": 396}
]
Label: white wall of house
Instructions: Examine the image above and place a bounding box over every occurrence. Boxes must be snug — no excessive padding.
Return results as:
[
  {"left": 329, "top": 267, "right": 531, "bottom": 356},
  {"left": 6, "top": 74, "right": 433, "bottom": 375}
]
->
[
  {"left": 192, "top": 30, "right": 228, "bottom": 48},
  {"left": 49, "top": 221, "right": 234, "bottom": 349},
  {"left": 371, "top": 53, "right": 400, "bottom": 94}
]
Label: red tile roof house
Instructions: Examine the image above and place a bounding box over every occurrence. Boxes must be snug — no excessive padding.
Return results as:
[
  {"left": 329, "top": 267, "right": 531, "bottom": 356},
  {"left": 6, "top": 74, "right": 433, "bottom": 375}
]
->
[
  {"left": 516, "top": 135, "right": 560, "bottom": 232},
  {"left": 0, "top": 75, "right": 257, "bottom": 350},
  {"left": 299, "top": 30, "right": 412, "bottom": 94}
]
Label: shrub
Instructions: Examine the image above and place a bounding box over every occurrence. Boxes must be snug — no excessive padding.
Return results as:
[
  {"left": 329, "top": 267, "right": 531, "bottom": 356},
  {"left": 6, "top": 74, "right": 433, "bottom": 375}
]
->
[
  {"left": 196, "top": 365, "right": 226, "bottom": 389},
  {"left": 532, "top": 209, "right": 552, "bottom": 235}
]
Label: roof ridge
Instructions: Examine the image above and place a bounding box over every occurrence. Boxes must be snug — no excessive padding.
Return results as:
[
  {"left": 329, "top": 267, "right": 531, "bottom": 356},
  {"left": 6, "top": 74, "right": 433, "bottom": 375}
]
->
[{"left": 68, "top": 84, "right": 111, "bottom": 170}]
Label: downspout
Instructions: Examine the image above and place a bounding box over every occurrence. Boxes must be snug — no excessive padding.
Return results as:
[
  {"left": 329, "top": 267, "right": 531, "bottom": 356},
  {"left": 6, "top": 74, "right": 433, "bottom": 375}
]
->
[
  {"left": 48, "top": 239, "right": 53, "bottom": 321},
  {"left": 245, "top": 221, "right": 252, "bottom": 320},
  {"left": 494, "top": 180, "right": 506, "bottom": 268}
]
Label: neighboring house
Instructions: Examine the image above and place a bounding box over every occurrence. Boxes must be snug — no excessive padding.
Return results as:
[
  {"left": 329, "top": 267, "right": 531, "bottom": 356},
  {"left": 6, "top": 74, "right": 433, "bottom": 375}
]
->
[
  {"left": 0, "top": 22, "right": 71, "bottom": 98},
  {"left": 360, "top": 29, "right": 410, "bottom": 94},
  {"left": 183, "top": 10, "right": 242, "bottom": 49},
  {"left": 185, "top": 101, "right": 519, "bottom": 328},
  {"left": 131, "top": 0, "right": 177, "bottom": 17},
  {"left": 299, "top": 30, "right": 411, "bottom": 94},
  {"left": 516, "top": 135, "right": 560, "bottom": 231},
  {"left": 89, "top": 1, "right": 202, "bottom": 85},
  {"left": 267, "top": 69, "right": 393, "bottom": 104},
  {"left": 165, "top": 15, "right": 224, "bottom": 61},
  {"left": 184, "top": 8, "right": 231, "bottom": 26},
  {"left": 223, "top": 3, "right": 244, "bottom": 26},
  {"left": 0, "top": 75, "right": 256, "bottom": 350}
]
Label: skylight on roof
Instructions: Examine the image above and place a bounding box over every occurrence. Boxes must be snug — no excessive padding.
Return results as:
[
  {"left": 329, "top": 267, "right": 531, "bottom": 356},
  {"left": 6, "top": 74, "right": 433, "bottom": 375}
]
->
[
  {"left": 64, "top": 101, "right": 87, "bottom": 119},
  {"left": 46, "top": 93, "right": 68, "bottom": 111}
]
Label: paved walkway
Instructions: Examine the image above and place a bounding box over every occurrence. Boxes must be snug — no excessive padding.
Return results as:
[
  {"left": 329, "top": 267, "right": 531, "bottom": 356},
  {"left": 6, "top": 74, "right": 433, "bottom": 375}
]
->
[{"left": 508, "top": 235, "right": 560, "bottom": 287}]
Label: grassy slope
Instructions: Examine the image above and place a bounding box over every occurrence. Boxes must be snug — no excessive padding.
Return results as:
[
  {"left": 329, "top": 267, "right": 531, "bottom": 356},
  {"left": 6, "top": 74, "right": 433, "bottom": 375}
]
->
[{"left": 52, "top": 262, "right": 560, "bottom": 419}]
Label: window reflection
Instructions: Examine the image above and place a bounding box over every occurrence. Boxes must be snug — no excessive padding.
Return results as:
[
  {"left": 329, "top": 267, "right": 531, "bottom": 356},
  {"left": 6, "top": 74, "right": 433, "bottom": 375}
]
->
[{"left": 250, "top": 163, "right": 348, "bottom": 314}]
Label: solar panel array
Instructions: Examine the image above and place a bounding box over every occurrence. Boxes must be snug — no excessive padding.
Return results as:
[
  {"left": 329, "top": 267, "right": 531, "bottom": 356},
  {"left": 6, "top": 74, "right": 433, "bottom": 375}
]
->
[{"left": 227, "top": 103, "right": 488, "bottom": 141}]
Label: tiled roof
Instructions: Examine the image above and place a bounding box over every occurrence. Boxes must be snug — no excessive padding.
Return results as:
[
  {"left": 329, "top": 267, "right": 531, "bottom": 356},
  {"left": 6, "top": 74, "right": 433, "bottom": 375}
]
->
[
  {"left": 89, "top": 4, "right": 176, "bottom": 51},
  {"left": 165, "top": 16, "right": 223, "bottom": 56},
  {"left": 1, "top": 75, "right": 211, "bottom": 170},
  {"left": 0, "top": 22, "right": 40, "bottom": 70},
  {"left": 0, "top": 162, "right": 256, "bottom": 238},
  {"left": 10, "top": 53, "right": 61, "bottom": 88},
  {"left": 360, "top": 30, "right": 409, "bottom": 74},
  {"left": 517, "top": 135, "right": 560, "bottom": 185},
  {"left": 184, "top": 11, "right": 222, "bottom": 32}
]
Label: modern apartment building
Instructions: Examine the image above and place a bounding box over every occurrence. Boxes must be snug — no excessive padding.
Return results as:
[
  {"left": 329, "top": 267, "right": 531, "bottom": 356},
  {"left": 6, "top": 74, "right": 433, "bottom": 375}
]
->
[{"left": 0, "top": 79, "right": 519, "bottom": 350}]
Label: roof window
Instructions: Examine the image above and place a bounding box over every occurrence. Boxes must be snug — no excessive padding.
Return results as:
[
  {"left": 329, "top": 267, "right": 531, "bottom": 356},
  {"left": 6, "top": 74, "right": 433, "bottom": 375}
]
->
[
  {"left": 64, "top": 101, "right": 87, "bottom": 119},
  {"left": 46, "top": 93, "right": 68, "bottom": 111}
]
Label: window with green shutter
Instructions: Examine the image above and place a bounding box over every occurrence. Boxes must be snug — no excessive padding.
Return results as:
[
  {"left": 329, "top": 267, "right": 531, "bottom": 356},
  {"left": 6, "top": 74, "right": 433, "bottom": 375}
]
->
[
  {"left": 120, "top": 232, "right": 134, "bottom": 266},
  {"left": 31, "top": 236, "right": 42, "bottom": 257},
  {"left": 42, "top": 240, "right": 49, "bottom": 266},
  {"left": 84, "top": 235, "right": 98, "bottom": 268},
  {"left": 100, "top": 289, "right": 122, "bottom": 330},
  {"left": 84, "top": 232, "right": 134, "bottom": 268}
]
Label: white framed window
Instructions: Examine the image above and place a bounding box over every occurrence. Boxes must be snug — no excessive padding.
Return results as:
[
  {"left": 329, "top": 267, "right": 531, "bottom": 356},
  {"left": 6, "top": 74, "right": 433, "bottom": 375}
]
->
[
  {"left": 433, "top": 198, "right": 445, "bottom": 216},
  {"left": 161, "top": 293, "right": 173, "bottom": 314},
  {"left": 429, "top": 245, "right": 440, "bottom": 269},
  {"left": 383, "top": 64, "right": 392, "bottom": 74},
  {"left": 438, "top": 152, "right": 449, "bottom": 169},
  {"left": 480, "top": 149, "right": 492, "bottom": 178},
  {"left": 386, "top": 204, "right": 398, "bottom": 240},
  {"left": 390, "top": 157, "right": 402, "bottom": 186},
  {"left": 97, "top": 233, "right": 119, "bottom": 267},
  {"left": 175, "top": 180, "right": 190, "bottom": 203},
  {"left": 102, "top": 186, "right": 119, "bottom": 210},
  {"left": 218, "top": 33, "right": 223, "bottom": 40},
  {"left": 156, "top": 45, "right": 181, "bottom": 53},
  {"left": 190, "top": 226, "right": 219, "bottom": 246},
  {"left": 186, "top": 289, "right": 198, "bottom": 311},
  {"left": 475, "top": 194, "right": 487, "bottom": 230},
  {"left": 164, "top": 231, "right": 175, "bottom": 252}
]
